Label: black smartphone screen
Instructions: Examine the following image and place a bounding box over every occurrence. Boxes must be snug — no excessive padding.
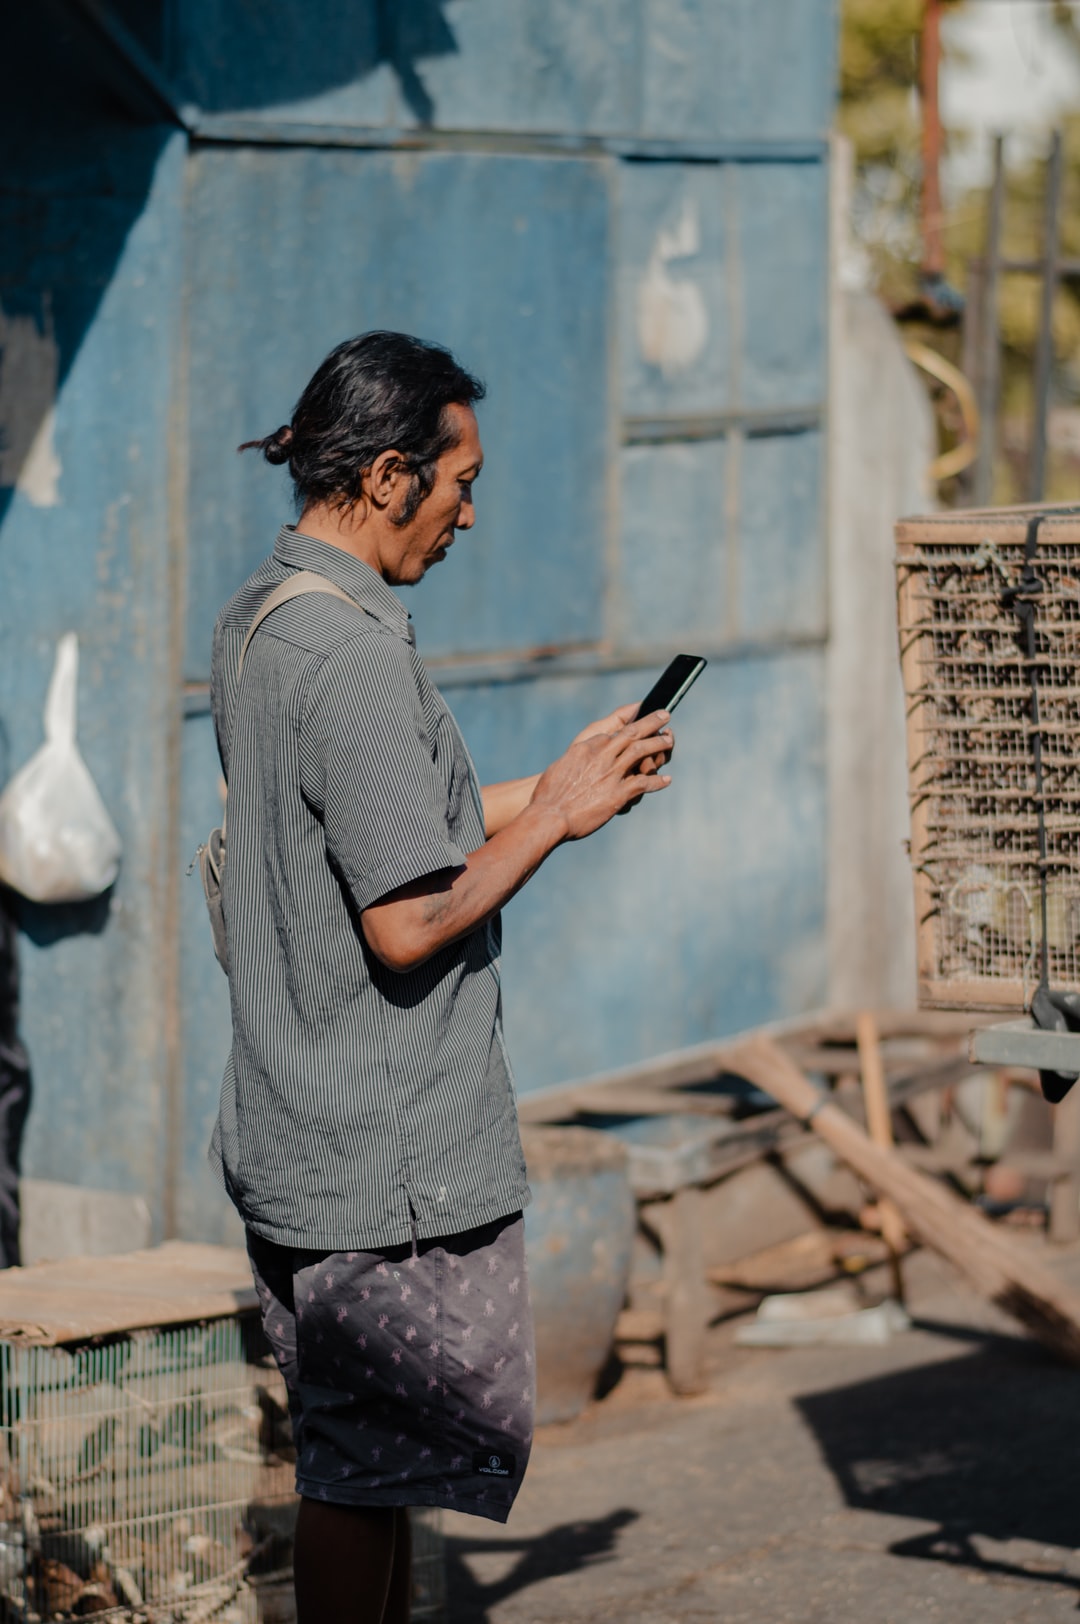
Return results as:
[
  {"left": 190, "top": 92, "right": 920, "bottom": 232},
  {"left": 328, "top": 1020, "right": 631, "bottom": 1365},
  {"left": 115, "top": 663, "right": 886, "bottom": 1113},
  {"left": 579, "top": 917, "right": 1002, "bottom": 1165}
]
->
[{"left": 637, "top": 654, "right": 707, "bottom": 719}]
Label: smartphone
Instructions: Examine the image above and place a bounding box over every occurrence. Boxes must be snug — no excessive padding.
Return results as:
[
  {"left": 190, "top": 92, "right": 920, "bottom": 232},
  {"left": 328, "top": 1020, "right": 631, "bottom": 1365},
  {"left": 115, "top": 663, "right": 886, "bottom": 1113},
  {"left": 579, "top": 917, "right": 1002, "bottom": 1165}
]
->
[{"left": 637, "top": 654, "right": 708, "bottom": 720}]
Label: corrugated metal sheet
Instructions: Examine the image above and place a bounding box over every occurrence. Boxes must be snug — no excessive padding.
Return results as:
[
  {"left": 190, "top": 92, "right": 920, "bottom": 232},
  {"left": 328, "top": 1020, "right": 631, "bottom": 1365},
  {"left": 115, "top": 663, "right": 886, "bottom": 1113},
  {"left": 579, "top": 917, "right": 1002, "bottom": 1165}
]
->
[{"left": 1, "top": 0, "right": 837, "bottom": 1241}]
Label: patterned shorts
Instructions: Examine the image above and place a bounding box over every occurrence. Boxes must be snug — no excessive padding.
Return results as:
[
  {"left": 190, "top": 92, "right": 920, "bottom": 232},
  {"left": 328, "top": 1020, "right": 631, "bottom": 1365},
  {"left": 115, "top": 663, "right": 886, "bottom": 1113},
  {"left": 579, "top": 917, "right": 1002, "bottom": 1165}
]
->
[{"left": 247, "top": 1213, "right": 535, "bottom": 1523}]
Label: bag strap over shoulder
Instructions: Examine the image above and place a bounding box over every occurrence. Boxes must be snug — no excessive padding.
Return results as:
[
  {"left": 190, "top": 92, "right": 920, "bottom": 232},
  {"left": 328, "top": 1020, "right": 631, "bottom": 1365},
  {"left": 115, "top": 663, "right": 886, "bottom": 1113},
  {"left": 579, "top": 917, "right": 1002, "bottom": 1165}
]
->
[
  {"left": 220, "top": 571, "right": 364, "bottom": 848},
  {"left": 237, "top": 570, "right": 359, "bottom": 677}
]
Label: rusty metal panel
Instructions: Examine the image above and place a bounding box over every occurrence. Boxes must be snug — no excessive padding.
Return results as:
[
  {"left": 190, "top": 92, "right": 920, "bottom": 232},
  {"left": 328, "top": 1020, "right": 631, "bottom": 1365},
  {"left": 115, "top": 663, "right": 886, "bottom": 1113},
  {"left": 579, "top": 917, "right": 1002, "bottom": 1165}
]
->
[
  {"left": 616, "top": 428, "right": 825, "bottom": 650},
  {"left": 174, "top": 1, "right": 835, "bottom": 144},
  {"left": 617, "top": 158, "right": 827, "bottom": 422},
  {"left": 738, "top": 429, "right": 826, "bottom": 640},
  {"left": 177, "top": 716, "right": 238, "bottom": 1244},
  {"left": 616, "top": 439, "right": 733, "bottom": 646},
  {"left": 641, "top": 0, "right": 838, "bottom": 141},
  {"left": 174, "top": 0, "right": 641, "bottom": 132},
  {"left": 738, "top": 163, "right": 828, "bottom": 410},
  {"left": 387, "top": 1, "right": 641, "bottom": 135},
  {"left": 173, "top": 0, "right": 395, "bottom": 123},
  {"left": 182, "top": 145, "right": 612, "bottom": 676},
  {"left": 617, "top": 162, "right": 734, "bottom": 420},
  {"left": 0, "top": 131, "right": 187, "bottom": 1224}
]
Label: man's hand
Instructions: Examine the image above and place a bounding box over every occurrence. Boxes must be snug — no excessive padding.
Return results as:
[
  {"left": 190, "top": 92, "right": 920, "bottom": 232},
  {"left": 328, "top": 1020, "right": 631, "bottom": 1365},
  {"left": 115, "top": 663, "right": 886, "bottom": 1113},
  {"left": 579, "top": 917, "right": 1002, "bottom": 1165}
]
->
[
  {"left": 571, "top": 704, "right": 640, "bottom": 745},
  {"left": 481, "top": 703, "right": 673, "bottom": 837},
  {"left": 529, "top": 709, "right": 673, "bottom": 841},
  {"left": 575, "top": 702, "right": 674, "bottom": 813},
  {"left": 365, "top": 709, "right": 675, "bottom": 972}
]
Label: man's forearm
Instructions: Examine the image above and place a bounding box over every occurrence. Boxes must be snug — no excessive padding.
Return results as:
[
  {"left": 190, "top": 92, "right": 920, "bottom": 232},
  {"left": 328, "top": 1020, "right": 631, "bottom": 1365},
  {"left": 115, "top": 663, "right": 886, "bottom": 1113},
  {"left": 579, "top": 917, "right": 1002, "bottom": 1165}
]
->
[
  {"left": 481, "top": 775, "right": 541, "bottom": 837},
  {"left": 361, "top": 801, "right": 564, "bottom": 971}
]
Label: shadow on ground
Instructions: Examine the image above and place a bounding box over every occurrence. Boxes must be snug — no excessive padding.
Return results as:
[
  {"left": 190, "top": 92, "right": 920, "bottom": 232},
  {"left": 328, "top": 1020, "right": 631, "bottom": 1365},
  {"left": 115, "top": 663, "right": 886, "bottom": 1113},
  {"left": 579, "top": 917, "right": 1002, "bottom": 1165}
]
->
[
  {"left": 797, "top": 1326, "right": 1080, "bottom": 1598},
  {"left": 445, "top": 1507, "right": 639, "bottom": 1623}
]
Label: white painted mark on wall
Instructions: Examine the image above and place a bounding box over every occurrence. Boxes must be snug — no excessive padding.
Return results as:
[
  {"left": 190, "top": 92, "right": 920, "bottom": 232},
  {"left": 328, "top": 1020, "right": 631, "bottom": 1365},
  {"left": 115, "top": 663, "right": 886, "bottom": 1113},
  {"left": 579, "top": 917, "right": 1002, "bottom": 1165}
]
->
[
  {"left": 637, "top": 198, "right": 709, "bottom": 378},
  {"left": 0, "top": 300, "right": 61, "bottom": 507}
]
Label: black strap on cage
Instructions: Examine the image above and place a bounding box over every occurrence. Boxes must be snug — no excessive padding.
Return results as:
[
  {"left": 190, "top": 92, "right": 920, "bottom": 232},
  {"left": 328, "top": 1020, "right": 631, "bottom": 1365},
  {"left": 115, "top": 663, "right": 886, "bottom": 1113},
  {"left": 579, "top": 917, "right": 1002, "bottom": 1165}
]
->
[{"left": 1001, "top": 507, "right": 1080, "bottom": 1101}]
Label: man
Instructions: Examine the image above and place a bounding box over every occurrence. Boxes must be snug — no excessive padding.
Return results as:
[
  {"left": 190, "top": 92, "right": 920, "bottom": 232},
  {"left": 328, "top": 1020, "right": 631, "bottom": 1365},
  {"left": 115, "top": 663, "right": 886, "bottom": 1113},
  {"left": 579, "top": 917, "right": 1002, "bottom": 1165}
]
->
[{"left": 211, "top": 331, "right": 673, "bottom": 1624}]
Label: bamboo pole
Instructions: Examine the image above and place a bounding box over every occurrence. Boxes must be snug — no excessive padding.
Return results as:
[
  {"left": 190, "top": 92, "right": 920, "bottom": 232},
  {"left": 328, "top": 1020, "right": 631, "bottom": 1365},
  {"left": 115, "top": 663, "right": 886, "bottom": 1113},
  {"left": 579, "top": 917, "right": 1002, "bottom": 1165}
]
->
[
  {"left": 726, "top": 1036, "right": 1080, "bottom": 1366},
  {"left": 1030, "top": 129, "right": 1064, "bottom": 502},
  {"left": 974, "top": 135, "right": 1005, "bottom": 507},
  {"left": 921, "top": 0, "right": 945, "bottom": 280},
  {"left": 856, "top": 1012, "right": 907, "bottom": 1303}
]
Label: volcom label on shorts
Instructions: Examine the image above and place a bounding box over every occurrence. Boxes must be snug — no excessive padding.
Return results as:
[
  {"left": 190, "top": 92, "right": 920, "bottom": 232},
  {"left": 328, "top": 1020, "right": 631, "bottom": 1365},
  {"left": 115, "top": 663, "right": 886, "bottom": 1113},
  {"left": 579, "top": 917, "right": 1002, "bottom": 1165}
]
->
[{"left": 474, "top": 1449, "right": 516, "bottom": 1478}]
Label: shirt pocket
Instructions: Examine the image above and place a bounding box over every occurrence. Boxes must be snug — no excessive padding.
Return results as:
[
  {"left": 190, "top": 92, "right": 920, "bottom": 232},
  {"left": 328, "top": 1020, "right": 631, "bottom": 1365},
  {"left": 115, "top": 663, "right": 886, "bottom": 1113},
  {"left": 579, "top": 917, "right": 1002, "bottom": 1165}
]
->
[{"left": 431, "top": 707, "right": 485, "bottom": 844}]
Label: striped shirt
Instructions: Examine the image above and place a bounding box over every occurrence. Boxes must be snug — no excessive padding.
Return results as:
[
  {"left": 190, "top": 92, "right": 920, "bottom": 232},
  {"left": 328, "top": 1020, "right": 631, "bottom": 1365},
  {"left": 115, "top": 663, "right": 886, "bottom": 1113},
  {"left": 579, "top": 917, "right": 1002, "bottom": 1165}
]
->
[{"left": 208, "top": 525, "right": 528, "bottom": 1250}]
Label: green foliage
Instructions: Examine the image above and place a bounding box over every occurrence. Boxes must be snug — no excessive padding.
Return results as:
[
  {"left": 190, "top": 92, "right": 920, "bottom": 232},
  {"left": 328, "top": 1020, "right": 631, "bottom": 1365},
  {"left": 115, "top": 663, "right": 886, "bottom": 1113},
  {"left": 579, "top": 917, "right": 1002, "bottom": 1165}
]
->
[
  {"left": 839, "top": 0, "right": 923, "bottom": 165},
  {"left": 838, "top": 0, "right": 928, "bottom": 292},
  {"left": 945, "top": 117, "right": 1080, "bottom": 500},
  {"left": 841, "top": 0, "right": 1080, "bottom": 502}
]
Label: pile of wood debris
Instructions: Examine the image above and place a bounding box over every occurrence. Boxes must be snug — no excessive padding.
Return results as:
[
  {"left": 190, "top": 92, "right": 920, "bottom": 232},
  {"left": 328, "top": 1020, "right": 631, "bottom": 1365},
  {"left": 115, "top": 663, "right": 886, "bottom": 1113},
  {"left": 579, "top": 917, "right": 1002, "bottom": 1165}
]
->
[{"left": 521, "top": 1009, "right": 1080, "bottom": 1390}]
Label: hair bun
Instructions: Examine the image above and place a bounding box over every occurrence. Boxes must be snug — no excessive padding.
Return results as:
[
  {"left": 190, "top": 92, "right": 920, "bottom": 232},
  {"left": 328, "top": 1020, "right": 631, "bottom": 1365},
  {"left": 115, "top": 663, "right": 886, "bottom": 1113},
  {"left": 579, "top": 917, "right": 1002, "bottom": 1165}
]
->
[
  {"left": 263, "top": 424, "right": 294, "bottom": 465},
  {"left": 236, "top": 424, "right": 295, "bottom": 463}
]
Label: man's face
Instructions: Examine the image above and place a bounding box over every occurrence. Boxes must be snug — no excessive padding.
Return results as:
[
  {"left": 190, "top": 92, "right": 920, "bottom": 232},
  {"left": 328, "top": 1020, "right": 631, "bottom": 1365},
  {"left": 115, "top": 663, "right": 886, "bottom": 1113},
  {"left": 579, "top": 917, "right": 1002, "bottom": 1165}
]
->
[{"left": 385, "top": 402, "right": 483, "bottom": 586}]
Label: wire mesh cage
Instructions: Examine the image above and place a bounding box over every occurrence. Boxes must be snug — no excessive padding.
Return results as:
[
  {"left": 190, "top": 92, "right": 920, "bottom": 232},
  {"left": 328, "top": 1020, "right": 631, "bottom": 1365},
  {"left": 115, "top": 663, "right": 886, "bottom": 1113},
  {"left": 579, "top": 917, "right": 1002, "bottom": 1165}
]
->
[
  {"left": 0, "top": 1253, "right": 445, "bottom": 1622},
  {"left": 896, "top": 505, "right": 1080, "bottom": 1010}
]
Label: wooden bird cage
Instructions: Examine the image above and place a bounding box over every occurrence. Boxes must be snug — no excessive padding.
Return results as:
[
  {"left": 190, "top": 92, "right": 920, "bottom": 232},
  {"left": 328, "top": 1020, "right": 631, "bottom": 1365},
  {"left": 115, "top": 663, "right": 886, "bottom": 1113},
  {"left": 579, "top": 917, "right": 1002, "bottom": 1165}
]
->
[
  {"left": 0, "top": 1244, "right": 444, "bottom": 1622},
  {"left": 896, "top": 504, "right": 1080, "bottom": 1011}
]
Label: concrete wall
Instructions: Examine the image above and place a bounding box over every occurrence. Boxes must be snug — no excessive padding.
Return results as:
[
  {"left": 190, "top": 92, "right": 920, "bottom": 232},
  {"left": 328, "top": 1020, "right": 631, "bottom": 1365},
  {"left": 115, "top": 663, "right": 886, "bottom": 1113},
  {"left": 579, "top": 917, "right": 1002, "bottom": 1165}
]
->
[{"left": 826, "top": 142, "right": 931, "bottom": 1012}]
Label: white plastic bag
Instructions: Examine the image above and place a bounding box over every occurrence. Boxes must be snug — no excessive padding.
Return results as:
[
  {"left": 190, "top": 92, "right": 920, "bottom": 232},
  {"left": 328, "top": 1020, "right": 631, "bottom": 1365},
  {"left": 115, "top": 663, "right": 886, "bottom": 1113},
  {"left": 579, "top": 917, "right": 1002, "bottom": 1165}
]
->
[{"left": 0, "top": 633, "right": 122, "bottom": 903}]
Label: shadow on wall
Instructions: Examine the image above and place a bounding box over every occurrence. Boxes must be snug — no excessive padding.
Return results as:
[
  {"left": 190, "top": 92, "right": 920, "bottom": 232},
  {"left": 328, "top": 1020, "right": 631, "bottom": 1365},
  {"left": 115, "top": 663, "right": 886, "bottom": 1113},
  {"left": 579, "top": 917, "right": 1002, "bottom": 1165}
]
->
[
  {"left": 797, "top": 1333, "right": 1080, "bottom": 1600},
  {"left": 0, "top": 0, "right": 463, "bottom": 527},
  {"left": 179, "top": 0, "right": 461, "bottom": 122}
]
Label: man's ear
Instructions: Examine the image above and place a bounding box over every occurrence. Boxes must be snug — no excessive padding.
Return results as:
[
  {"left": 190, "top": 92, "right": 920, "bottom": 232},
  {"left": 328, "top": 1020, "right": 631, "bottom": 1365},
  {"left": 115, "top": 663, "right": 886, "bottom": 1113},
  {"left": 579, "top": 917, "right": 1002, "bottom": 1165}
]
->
[{"left": 367, "top": 448, "right": 405, "bottom": 511}]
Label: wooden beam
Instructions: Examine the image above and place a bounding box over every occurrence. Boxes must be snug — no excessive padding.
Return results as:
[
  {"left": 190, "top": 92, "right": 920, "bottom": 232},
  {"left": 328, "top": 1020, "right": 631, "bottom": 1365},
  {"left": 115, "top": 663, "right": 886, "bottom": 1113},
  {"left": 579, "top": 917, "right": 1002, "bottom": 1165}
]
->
[
  {"left": 708, "top": 1229, "right": 901, "bottom": 1294},
  {"left": 727, "top": 1037, "right": 1080, "bottom": 1366},
  {"left": 856, "top": 1013, "right": 907, "bottom": 1302},
  {"left": 1050, "top": 1084, "right": 1080, "bottom": 1243},
  {"left": 643, "top": 1190, "right": 709, "bottom": 1396}
]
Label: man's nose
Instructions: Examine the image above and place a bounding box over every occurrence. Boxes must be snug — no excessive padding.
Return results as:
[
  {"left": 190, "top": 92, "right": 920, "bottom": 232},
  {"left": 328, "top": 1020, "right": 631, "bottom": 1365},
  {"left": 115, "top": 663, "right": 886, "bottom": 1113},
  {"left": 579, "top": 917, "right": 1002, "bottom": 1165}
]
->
[{"left": 456, "top": 497, "right": 476, "bottom": 531}]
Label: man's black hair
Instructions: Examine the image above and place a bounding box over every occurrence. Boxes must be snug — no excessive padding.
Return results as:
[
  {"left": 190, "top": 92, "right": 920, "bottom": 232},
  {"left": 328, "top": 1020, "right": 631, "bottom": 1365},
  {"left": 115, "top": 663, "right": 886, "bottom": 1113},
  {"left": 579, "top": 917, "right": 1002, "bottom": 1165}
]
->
[{"left": 239, "top": 331, "right": 485, "bottom": 523}]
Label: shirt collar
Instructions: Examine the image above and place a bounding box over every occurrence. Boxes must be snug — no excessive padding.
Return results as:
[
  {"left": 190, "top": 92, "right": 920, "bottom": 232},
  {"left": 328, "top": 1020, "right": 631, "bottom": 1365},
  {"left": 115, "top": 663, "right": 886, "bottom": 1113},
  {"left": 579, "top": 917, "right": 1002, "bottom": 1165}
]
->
[{"left": 273, "top": 526, "right": 414, "bottom": 645}]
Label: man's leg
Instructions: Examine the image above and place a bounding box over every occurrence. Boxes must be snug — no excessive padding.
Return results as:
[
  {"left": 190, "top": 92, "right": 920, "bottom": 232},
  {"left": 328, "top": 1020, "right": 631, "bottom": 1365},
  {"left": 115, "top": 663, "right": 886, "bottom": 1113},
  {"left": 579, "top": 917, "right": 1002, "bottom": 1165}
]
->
[
  {"left": 293, "top": 1498, "right": 409, "bottom": 1624},
  {"left": 384, "top": 1508, "right": 412, "bottom": 1624}
]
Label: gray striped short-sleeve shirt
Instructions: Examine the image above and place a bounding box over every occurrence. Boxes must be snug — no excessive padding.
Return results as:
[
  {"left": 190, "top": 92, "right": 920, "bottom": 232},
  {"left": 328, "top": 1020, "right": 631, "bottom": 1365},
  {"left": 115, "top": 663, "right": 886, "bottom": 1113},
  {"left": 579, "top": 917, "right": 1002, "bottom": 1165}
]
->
[{"left": 209, "top": 526, "right": 528, "bottom": 1250}]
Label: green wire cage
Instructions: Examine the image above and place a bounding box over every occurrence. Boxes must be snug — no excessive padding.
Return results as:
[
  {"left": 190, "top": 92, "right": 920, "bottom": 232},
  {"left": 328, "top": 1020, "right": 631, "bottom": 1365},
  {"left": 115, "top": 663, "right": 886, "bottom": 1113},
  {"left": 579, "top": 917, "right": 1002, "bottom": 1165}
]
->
[{"left": 0, "top": 1245, "right": 445, "bottom": 1622}]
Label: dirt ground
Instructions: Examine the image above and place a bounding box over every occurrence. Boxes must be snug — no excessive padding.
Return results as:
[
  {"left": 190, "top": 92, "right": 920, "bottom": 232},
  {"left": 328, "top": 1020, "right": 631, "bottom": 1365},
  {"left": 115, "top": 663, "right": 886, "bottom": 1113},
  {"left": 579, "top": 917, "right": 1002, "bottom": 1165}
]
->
[{"left": 443, "top": 1241, "right": 1080, "bottom": 1623}]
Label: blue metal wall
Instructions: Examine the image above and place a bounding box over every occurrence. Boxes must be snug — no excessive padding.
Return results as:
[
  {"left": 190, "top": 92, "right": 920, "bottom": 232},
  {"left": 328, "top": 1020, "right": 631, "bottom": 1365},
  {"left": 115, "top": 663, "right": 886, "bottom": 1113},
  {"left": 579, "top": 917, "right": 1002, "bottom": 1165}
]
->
[{"left": 1, "top": 1, "right": 836, "bottom": 1243}]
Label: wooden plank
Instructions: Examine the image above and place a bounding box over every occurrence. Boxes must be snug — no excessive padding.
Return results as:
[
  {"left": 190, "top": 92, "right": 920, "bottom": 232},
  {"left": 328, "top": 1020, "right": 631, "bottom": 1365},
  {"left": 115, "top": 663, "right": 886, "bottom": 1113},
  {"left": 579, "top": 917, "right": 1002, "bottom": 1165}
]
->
[
  {"left": 625, "top": 1111, "right": 795, "bottom": 1199},
  {"left": 625, "top": 1054, "right": 976, "bottom": 1198},
  {"left": 0, "top": 1242, "right": 257, "bottom": 1346},
  {"left": 1050, "top": 1083, "right": 1080, "bottom": 1243},
  {"left": 856, "top": 1012, "right": 907, "bottom": 1303},
  {"left": 614, "top": 1307, "right": 664, "bottom": 1343},
  {"left": 727, "top": 1036, "right": 1080, "bottom": 1365},
  {"left": 708, "top": 1229, "right": 899, "bottom": 1294},
  {"left": 567, "top": 1085, "right": 738, "bottom": 1119},
  {"left": 517, "top": 1009, "right": 978, "bottom": 1126},
  {"left": 567, "top": 1047, "right": 975, "bottom": 1199},
  {"left": 971, "top": 1020, "right": 1080, "bottom": 1072},
  {"left": 779, "top": 1009, "right": 980, "bottom": 1044},
  {"left": 650, "top": 1188, "right": 709, "bottom": 1396},
  {"left": 920, "top": 977, "right": 1030, "bottom": 1012},
  {"left": 896, "top": 1144, "right": 1074, "bottom": 1180}
]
